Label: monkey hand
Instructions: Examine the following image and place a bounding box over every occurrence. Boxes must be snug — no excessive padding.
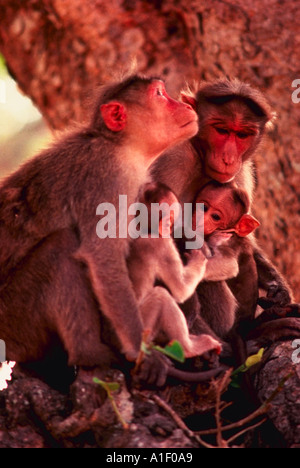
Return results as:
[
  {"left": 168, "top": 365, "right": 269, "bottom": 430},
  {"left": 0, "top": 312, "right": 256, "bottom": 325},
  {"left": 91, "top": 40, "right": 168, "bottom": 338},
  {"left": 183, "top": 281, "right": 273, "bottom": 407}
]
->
[
  {"left": 185, "top": 249, "right": 208, "bottom": 271},
  {"left": 200, "top": 242, "right": 213, "bottom": 258},
  {"left": 261, "top": 281, "right": 293, "bottom": 307},
  {"left": 255, "top": 301, "right": 300, "bottom": 322},
  {"left": 132, "top": 350, "right": 172, "bottom": 388}
]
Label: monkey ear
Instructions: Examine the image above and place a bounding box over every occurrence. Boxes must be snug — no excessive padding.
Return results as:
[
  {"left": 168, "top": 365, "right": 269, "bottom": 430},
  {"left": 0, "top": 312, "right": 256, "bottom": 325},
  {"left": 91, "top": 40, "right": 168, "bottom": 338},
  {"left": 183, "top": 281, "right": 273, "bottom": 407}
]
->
[
  {"left": 180, "top": 92, "right": 197, "bottom": 110},
  {"left": 100, "top": 102, "right": 127, "bottom": 132},
  {"left": 234, "top": 214, "right": 260, "bottom": 237}
]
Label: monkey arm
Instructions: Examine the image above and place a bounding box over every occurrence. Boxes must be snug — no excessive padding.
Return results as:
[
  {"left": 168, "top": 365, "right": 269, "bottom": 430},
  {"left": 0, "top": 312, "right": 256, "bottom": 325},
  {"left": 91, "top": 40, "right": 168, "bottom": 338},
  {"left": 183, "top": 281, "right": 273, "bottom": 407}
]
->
[
  {"left": 203, "top": 251, "right": 239, "bottom": 282},
  {"left": 253, "top": 245, "right": 294, "bottom": 306},
  {"left": 202, "top": 233, "right": 241, "bottom": 282},
  {"left": 157, "top": 239, "right": 207, "bottom": 304},
  {"left": 74, "top": 239, "right": 144, "bottom": 361}
]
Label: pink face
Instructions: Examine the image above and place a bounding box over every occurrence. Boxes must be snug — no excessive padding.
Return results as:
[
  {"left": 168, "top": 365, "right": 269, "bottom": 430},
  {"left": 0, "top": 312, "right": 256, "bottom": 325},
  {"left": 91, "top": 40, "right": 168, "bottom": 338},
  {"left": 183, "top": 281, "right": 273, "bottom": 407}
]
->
[
  {"left": 193, "top": 186, "right": 240, "bottom": 236},
  {"left": 200, "top": 118, "right": 258, "bottom": 183},
  {"left": 144, "top": 81, "right": 199, "bottom": 152},
  {"left": 100, "top": 80, "right": 199, "bottom": 162}
]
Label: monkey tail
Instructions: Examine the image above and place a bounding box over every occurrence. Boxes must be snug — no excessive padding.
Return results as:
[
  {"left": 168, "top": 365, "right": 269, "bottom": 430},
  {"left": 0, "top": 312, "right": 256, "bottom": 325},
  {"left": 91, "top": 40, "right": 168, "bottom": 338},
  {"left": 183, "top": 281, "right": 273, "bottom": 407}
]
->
[{"left": 167, "top": 364, "right": 229, "bottom": 383}]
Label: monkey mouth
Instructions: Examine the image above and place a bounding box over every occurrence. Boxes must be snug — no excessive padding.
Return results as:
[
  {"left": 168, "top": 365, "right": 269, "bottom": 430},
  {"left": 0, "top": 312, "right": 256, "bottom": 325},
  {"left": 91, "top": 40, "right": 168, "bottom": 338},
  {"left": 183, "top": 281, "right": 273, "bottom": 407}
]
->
[
  {"left": 207, "top": 167, "right": 235, "bottom": 183},
  {"left": 180, "top": 118, "right": 198, "bottom": 128}
]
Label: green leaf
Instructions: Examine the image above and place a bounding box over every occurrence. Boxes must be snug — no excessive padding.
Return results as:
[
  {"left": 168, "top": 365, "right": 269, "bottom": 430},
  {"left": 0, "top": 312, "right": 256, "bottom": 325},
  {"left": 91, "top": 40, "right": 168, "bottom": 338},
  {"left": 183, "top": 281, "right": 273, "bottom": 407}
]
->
[
  {"left": 105, "top": 382, "right": 120, "bottom": 392},
  {"left": 93, "top": 377, "right": 120, "bottom": 392},
  {"left": 230, "top": 375, "right": 241, "bottom": 388},
  {"left": 231, "top": 363, "right": 247, "bottom": 378},
  {"left": 245, "top": 348, "right": 264, "bottom": 369},
  {"left": 93, "top": 377, "right": 128, "bottom": 429},
  {"left": 154, "top": 340, "right": 185, "bottom": 363},
  {"left": 230, "top": 348, "right": 265, "bottom": 386}
]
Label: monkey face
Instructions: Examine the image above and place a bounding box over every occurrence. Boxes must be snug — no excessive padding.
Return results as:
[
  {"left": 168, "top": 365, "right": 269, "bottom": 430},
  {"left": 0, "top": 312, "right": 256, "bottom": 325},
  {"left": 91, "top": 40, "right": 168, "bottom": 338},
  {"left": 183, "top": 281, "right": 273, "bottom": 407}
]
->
[
  {"left": 128, "top": 80, "right": 199, "bottom": 160},
  {"left": 99, "top": 79, "right": 198, "bottom": 167},
  {"left": 199, "top": 120, "right": 258, "bottom": 183},
  {"left": 194, "top": 200, "right": 227, "bottom": 236},
  {"left": 193, "top": 185, "right": 244, "bottom": 236}
]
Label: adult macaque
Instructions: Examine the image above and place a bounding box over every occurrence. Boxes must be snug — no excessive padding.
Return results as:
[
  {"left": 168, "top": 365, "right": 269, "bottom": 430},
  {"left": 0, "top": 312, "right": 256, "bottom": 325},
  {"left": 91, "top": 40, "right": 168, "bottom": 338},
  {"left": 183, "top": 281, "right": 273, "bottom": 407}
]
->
[
  {"left": 151, "top": 78, "right": 296, "bottom": 341},
  {"left": 127, "top": 182, "right": 221, "bottom": 384},
  {"left": 0, "top": 75, "right": 199, "bottom": 391}
]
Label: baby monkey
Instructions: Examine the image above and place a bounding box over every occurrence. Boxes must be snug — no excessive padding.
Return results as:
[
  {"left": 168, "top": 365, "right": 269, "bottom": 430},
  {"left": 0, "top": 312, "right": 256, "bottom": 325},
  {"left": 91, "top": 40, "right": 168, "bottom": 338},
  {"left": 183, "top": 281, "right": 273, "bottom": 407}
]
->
[
  {"left": 127, "top": 182, "right": 222, "bottom": 361},
  {"left": 191, "top": 180, "right": 260, "bottom": 342}
]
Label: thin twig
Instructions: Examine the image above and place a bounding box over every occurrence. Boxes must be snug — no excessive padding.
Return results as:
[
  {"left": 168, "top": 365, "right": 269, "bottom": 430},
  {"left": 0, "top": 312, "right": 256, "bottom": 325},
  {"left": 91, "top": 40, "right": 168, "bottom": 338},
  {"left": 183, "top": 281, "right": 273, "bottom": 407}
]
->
[
  {"left": 149, "top": 371, "right": 295, "bottom": 448},
  {"left": 196, "top": 402, "right": 269, "bottom": 436},
  {"left": 196, "top": 371, "right": 295, "bottom": 436},
  {"left": 151, "top": 394, "right": 215, "bottom": 448},
  {"left": 226, "top": 417, "right": 267, "bottom": 445},
  {"left": 212, "top": 368, "right": 232, "bottom": 447}
]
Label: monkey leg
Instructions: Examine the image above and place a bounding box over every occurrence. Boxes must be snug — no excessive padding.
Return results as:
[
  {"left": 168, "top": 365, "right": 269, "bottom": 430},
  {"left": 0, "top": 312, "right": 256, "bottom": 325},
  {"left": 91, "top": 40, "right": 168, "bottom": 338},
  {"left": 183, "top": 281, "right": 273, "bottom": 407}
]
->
[
  {"left": 245, "top": 300, "right": 300, "bottom": 344},
  {"left": 246, "top": 317, "right": 300, "bottom": 344},
  {"left": 180, "top": 292, "right": 223, "bottom": 342},
  {"left": 254, "top": 249, "right": 294, "bottom": 306},
  {"left": 196, "top": 281, "right": 237, "bottom": 339},
  {"left": 257, "top": 299, "right": 300, "bottom": 318},
  {"left": 0, "top": 229, "right": 113, "bottom": 390},
  {"left": 140, "top": 287, "right": 222, "bottom": 358}
]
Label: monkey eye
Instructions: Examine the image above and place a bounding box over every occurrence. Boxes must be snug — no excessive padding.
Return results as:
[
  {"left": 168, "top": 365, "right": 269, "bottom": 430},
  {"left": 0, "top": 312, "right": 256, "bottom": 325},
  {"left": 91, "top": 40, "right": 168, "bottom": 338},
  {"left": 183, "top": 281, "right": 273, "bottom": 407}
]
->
[
  {"left": 214, "top": 127, "right": 229, "bottom": 135},
  {"left": 203, "top": 203, "right": 209, "bottom": 212},
  {"left": 236, "top": 132, "right": 249, "bottom": 139},
  {"left": 211, "top": 213, "right": 221, "bottom": 221}
]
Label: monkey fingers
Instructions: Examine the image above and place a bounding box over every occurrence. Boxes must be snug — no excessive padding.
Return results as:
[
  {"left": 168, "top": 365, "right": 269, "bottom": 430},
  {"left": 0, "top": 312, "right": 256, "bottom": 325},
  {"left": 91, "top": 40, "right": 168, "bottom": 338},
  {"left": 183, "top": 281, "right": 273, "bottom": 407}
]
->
[
  {"left": 246, "top": 317, "right": 300, "bottom": 343},
  {"left": 256, "top": 300, "right": 300, "bottom": 320},
  {"left": 132, "top": 350, "right": 171, "bottom": 388},
  {"left": 265, "top": 283, "right": 293, "bottom": 307}
]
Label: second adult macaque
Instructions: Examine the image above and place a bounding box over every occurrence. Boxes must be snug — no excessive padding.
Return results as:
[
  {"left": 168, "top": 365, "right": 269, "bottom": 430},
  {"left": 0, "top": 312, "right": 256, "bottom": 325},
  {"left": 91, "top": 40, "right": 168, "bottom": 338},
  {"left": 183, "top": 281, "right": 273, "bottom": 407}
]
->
[
  {"left": 127, "top": 182, "right": 221, "bottom": 371},
  {"left": 151, "top": 78, "right": 295, "bottom": 331}
]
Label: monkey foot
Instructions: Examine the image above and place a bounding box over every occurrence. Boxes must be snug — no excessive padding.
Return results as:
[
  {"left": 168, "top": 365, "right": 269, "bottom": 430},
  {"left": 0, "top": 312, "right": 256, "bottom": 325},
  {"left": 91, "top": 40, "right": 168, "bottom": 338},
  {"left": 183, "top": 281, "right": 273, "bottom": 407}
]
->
[
  {"left": 253, "top": 302, "right": 300, "bottom": 332},
  {"left": 70, "top": 367, "right": 108, "bottom": 414},
  {"left": 257, "top": 297, "right": 300, "bottom": 316},
  {"left": 261, "top": 283, "right": 293, "bottom": 307},
  {"left": 132, "top": 350, "right": 171, "bottom": 388},
  {"left": 249, "top": 301, "right": 300, "bottom": 344},
  {"left": 247, "top": 317, "right": 300, "bottom": 344}
]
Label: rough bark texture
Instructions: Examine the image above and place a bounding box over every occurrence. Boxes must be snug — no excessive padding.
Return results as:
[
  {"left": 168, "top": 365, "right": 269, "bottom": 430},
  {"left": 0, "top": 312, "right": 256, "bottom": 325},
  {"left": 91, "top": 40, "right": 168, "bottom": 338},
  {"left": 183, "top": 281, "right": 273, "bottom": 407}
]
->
[
  {"left": 254, "top": 342, "right": 300, "bottom": 447},
  {"left": 0, "top": 0, "right": 299, "bottom": 448},
  {"left": 0, "top": 347, "right": 299, "bottom": 448}
]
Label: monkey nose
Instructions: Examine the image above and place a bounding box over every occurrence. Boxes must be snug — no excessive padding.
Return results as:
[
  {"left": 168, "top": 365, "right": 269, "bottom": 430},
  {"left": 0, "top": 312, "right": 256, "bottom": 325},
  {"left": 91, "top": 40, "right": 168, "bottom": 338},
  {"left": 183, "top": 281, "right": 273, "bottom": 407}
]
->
[
  {"left": 222, "top": 153, "right": 235, "bottom": 165},
  {"left": 184, "top": 103, "right": 194, "bottom": 112}
]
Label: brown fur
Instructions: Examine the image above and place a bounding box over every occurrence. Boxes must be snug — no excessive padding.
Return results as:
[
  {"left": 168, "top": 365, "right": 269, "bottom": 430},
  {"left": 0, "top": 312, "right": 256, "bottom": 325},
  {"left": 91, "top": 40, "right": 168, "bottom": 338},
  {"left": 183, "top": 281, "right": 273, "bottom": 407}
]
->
[
  {"left": 151, "top": 78, "right": 293, "bottom": 347},
  {"left": 0, "top": 75, "right": 199, "bottom": 389}
]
